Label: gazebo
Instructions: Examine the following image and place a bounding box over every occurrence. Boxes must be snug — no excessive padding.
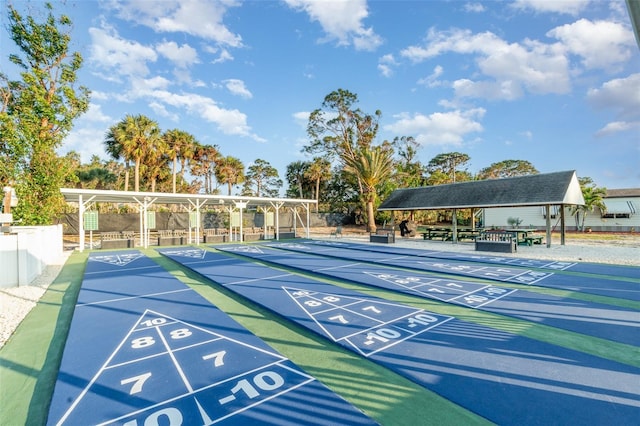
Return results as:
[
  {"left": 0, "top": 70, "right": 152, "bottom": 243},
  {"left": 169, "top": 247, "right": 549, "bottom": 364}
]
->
[
  {"left": 60, "top": 188, "right": 317, "bottom": 252},
  {"left": 378, "top": 170, "right": 585, "bottom": 247}
]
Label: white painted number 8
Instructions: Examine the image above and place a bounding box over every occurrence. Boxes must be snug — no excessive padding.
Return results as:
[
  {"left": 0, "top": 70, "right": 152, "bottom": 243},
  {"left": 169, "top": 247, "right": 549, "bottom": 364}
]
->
[
  {"left": 170, "top": 328, "right": 192, "bottom": 339},
  {"left": 131, "top": 336, "right": 155, "bottom": 349}
]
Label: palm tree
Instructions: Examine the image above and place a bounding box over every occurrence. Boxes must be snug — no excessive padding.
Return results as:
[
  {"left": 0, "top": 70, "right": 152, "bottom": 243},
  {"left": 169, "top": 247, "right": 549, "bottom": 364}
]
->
[
  {"left": 121, "top": 114, "right": 161, "bottom": 192},
  {"left": 304, "top": 157, "right": 331, "bottom": 211},
  {"left": 342, "top": 145, "right": 394, "bottom": 232},
  {"left": 191, "top": 144, "right": 220, "bottom": 194},
  {"left": 215, "top": 156, "right": 245, "bottom": 195},
  {"left": 286, "top": 161, "right": 309, "bottom": 198},
  {"left": 572, "top": 178, "right": 607, "bottom": 231},
  {"left": 104, "top": 123, "right": 131, "bottom": 191},
  {"left": 164, "top": 129, "right": 196, "bottom": 193},
  {"left": 143, "top": 135, "right": 168, "bottom": 192}
]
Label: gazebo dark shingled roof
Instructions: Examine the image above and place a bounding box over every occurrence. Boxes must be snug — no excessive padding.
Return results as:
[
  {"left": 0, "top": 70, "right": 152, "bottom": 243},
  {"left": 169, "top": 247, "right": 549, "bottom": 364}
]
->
[{"left": 378, "top": 170, "right": 585, "bottom": 211}]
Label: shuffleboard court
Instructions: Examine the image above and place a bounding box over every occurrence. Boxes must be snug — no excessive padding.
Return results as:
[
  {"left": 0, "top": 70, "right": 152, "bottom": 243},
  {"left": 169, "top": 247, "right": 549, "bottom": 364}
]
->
[
  {"left": 307, "top": 239, "right": 640, "bottom": 279},
  {"left": 159, "top": 247, "right": 640, "bottom": 426},
  {"left": 274, "top": 240, "right": 640, "bottom": 302},
  {"left": 214, "top": 243, "right": 640, "bottom": 346},
  {"left": 46, "top": 251, "right": 377, "bottom": 426}
]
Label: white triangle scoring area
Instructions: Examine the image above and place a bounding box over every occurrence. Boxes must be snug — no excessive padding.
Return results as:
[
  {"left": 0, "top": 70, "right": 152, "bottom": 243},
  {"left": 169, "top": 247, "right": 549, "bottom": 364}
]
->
[
  {"left": 160, "top": 248, "right": 208, "bottom": 259},
  {"left": 283, "top": 287, "right": 453, "bottom": 357},
  {"left": 54, "top": 310, "right": 315, "bottom": 426},
  {"left": 89, "top": 252, "right": 145, "bottom": 267}
]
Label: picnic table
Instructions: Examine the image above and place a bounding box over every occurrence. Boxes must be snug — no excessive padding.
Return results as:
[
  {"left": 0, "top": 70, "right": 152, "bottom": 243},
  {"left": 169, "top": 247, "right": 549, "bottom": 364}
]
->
[
  {"left": 421, "top": 227, "right": 483, "bottom": 242},
  {"left": 421, "top": 227, "right": 452, "bottom": 241},
  {"left": 505, "top": 229, "right": 543, "bottom": 246}
]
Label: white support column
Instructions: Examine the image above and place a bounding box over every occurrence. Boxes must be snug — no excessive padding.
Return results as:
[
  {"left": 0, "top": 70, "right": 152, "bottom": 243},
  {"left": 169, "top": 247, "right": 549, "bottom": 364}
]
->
[
  {"left": 78, "top": 194, "right": 84, "bottom": 252},
  {"left": 78, "top": 195, "right": 96, "bottom": 252},
  {"left": 235, "top": 201, "right": 246, "bottom": 242},
  {"left": 271, "top": 201, "right": 284, "bottom": 240}
]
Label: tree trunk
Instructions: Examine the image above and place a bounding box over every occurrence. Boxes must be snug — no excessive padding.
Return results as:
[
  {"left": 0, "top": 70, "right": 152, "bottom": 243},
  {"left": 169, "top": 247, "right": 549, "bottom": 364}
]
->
[
  {"left": 367, "top": 199, "right": 376, "bottom": 233},
  {"left": 172, "top": 156, "right": 178, "bottom": 193}
]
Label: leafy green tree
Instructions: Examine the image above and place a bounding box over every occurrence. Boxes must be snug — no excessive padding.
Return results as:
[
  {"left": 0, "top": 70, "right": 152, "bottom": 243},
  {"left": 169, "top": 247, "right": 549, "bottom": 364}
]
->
[
  {"left": 305, "top": 89, "right": 383, "bottom": 223},
  {"left": 215, "top": 156, "right": 245, "bottom": 195},
  {"left": 71, "top": 154, "right": 117, "bottom": 189},
  {"left": 342, "top": 145, "right": 395, "bottom": 232},
  {"left": 572, "top": 177, "right": 607, "bottom": 231},
  {"left": 305, "top": 89, "right": 381, "bottom": 180},
  {"left": 243, "top": 159, "right": 282, "bottom": 197},
  {"left": 391, "top": 135, "right": 424, "bottom": 187},
  {"left": 425, "top": 152, "right": 472, "bottom": 185},
  {"left": 477, "top": 160, "right": 538, "bottom": 179},
  {"left": 1, "top": 2, "right": 90, "bottom": 224}
]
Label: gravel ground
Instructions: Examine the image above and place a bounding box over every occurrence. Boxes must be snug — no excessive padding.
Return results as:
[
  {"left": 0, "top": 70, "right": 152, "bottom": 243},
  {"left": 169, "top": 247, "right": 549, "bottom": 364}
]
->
[{"left": 1, "top": 234, "right": 638, "bottom": 349}]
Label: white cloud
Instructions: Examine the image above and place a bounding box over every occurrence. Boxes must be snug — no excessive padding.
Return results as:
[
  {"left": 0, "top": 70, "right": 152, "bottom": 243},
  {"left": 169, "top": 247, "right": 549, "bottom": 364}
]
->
[
  {"left": 385, "top": 108, "right": 485, "bottom": 146},
  {"left": 292, "top": 111, "right": 310, "bottom": 127},
  {"left": 210, "top": 48, "right": 234, "bottom": 64},
  {"left": 547, "top": 19, "right": 635, "bottom": 71},
  {"left": 223, "top": 79, "right": 253, "bottom": 99},
  {"left": 587, "top": 73, "right": 640, "bottom": 117},
  {"left": 89, "top": 26, "right": 157, "bottom": 78},
  {"left": 285, "top": 0, "right": 382, "bottom": 51},
  {"left": 148, "top": 90, "right": 264, "bottom": 141},
  {"left": 587, "top": 73, "right": 640, "bottom": 135},
  {"left": 463, "top": 3, "right": 485, "bottom": 13},
  {"left": 401, "top": 28, "right": 571, "bottom": 100},
  {"left": 595, "top": 121, "right": 640, "bottom": 137},
  {"left": 417, "top": 65, "right": 444, "bottom": 87},
  {"left": 156, "top": 40, "right": 199, "bottom": 68},
  {"left": 108, "top": 0, "right": 243, "bottom": 46},
  {"left": 378, "top": 54, "right": 397, "bottom": 77},
  {"left": 511, "top": 0, "right": 591, "bottom": 16},
  {"left": 83, "top": 103, "right": 113, "bottom": 123}
]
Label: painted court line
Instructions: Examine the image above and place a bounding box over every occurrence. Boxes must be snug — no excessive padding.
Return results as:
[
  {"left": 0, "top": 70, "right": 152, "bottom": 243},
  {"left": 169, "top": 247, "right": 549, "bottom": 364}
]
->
[
  {"left": 232, "top": 243, "right": 640, "bottom": 346},
  {"left": 160, "top": 247, "right": 640, "bottom": 426},
  {"left": 47, "top": 251, "right": 377, "bottom": 426}
]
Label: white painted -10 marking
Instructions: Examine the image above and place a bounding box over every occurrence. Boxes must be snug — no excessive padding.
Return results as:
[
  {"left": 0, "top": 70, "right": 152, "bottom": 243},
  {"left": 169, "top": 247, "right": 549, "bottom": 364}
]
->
[{"left": 218, "top": 371, "right": 285, "bottom": 405}]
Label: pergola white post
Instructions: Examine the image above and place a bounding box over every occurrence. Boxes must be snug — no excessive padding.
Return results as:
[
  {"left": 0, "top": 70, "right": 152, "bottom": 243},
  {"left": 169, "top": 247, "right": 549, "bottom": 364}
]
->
[
  {"left": 77, "top": 194, "right": 96, "bottom": 252},
  {"left": 234, "top": 201, "right": 246, "bottom": 242},
  {"left": 545, "top": 205, "right": 552, "bottom": 248},
  {"left": 188, "top": 199, "right": 207, "bottom": 245},
  {"left": 78, "top": 194, "right": 84, "bottom": 252},
  {"left": 271, "top": 201, "right": 284, "bottom": 240}
]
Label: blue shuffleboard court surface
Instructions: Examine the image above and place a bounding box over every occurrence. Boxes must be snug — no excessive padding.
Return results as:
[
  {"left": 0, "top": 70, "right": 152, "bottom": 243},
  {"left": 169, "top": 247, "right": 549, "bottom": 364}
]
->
[
  {"left": 275, "top": 240, "right": 640, "bottom": 301},
  {"left": 46, "top": 250, "right": 377, "bottom": 426},
  {"left": 159, "top": 247, "right": 640, "bottom": 426},
  {"left": 214, "top": 242, "right": 640, "bottom": 346},
  {"left": 311, "top": 239, "right": 640, "bottom": 279}
]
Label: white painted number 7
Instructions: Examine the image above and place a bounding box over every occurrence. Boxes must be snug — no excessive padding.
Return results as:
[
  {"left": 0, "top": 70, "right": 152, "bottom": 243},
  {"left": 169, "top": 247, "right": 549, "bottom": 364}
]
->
[
  {"left": 121, "top": 372, "right": 152, "bottom": 395},
  {"left": 202, "top": 350, "right": 226, "bottom": 367}
]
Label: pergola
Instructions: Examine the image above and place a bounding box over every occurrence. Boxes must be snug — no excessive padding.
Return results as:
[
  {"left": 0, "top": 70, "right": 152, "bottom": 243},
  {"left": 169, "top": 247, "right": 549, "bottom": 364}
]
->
[
  {"left": 60, "top": 188, "right": 317, "bottom": 252},
  {"left": 378, "top": 170, "right": 585, "bottom": 247}
]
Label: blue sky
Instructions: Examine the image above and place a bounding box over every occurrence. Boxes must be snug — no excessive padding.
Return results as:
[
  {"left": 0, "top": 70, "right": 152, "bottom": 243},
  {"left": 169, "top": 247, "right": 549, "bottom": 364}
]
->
[{"left": 3, "top": 0, "right": 639, "bottom": 192}]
